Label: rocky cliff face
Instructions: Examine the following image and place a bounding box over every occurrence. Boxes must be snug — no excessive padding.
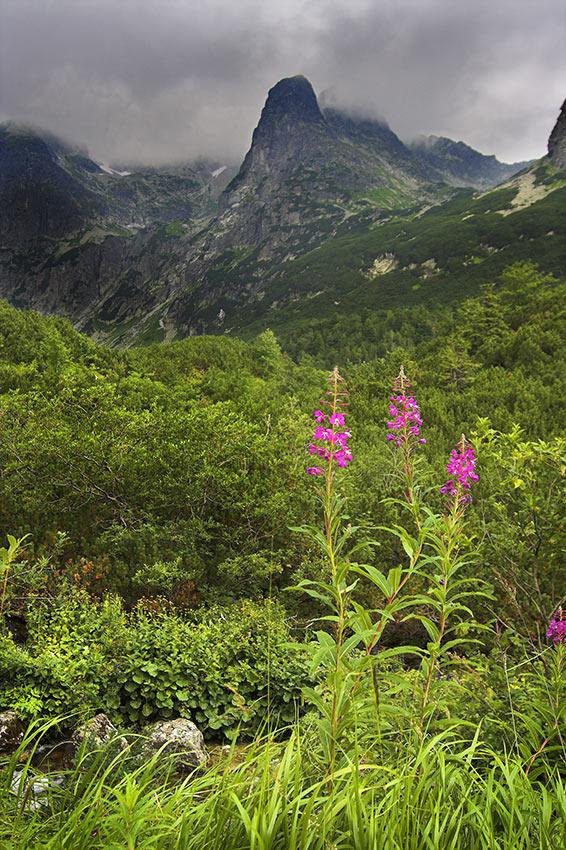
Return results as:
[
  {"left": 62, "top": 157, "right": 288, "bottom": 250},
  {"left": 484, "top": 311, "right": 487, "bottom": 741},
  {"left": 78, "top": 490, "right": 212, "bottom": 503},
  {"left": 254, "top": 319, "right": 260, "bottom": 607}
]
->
[
  {"left": 211, "top": 76, "right": 438, "bottom": 263},
  {"left": 0, "top": 125, "right": 100, "bottom": 244},
  {"left": 548, "top": 100, "right": 566, "bottom": 170},
  {"left": 226, "top": 75, "right": 327, "bottom": 188}
]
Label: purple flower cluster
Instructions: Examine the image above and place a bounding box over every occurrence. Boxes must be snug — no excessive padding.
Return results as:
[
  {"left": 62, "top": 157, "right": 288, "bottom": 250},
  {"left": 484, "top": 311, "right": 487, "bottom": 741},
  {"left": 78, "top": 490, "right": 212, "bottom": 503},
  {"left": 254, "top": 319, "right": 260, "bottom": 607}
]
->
[
  {"left": 547, "top": 617, "right": 566, "bottom": 645},
  {"left": 307, "top": 368, "right": 352, "bottom": 476},
  {"left": 440, "top": 437, "right": 479, "bottom": 501},
  {"left": 386, "top": 394, "right": 426, "bottom": 448},
  {"left": 307, "top": 411, "right": 353, "bottom": 475}
]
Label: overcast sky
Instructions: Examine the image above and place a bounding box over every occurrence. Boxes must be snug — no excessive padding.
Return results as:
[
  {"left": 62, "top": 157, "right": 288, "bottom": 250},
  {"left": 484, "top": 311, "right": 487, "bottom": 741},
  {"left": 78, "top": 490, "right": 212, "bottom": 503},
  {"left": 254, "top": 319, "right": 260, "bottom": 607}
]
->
[{"left": 1, "top": 0, "right": 564, "bottom": 167}]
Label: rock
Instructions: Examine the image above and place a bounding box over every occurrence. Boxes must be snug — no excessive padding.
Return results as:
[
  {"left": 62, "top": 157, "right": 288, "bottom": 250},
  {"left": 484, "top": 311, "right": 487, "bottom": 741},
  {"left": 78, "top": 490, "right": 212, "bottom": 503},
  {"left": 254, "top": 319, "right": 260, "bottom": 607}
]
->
[
  {"left": 141, "top": 718, "right": 207, "bottom": 771},
  {"left": 71, "top": 713, "right": 127, "bottom": 753},
  {"left": 365, "top": 253, "right": 399, "bottom": 278},
  {"left": 408, "top": 134, "right": 535, "bottom": 189},
  {"left": 10, "top": 769, "right": 65, "bottom": 811},
  {"left": 548, "top": 99, "right": 566, "bottom": 170},
  {"left": 0, "top": 711, "right": 24, "bottom": 752}
]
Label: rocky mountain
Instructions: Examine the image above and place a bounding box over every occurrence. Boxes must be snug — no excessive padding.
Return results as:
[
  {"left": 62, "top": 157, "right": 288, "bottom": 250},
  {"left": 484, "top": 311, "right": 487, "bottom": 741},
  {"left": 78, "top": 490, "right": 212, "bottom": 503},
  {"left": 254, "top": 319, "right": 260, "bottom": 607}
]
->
[
  {"left": 0, "top": 77, "right": 561, "bottom": 347},
  {"left": 548, "top": 99, "right": 566, "bottom": 169},
  {"left": 0, "top": 122, "right": 236, "bottom": 234},
  {"left": 0, "top": 125, "right": 100, "bottom": 244},
  {"left": 214, "top": 76, "right": 436, "bottom": 257},
  {"left": 407, "top": 135, "right": 535, "bottom": 189}
]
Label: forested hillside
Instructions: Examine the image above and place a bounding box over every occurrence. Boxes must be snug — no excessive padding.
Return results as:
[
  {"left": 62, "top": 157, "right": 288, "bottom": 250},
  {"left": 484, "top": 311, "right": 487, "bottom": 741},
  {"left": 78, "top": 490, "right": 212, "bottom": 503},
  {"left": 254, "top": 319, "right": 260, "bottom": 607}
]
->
[{"left": 1, "top": 259, "right": 564, "bottom": 615}]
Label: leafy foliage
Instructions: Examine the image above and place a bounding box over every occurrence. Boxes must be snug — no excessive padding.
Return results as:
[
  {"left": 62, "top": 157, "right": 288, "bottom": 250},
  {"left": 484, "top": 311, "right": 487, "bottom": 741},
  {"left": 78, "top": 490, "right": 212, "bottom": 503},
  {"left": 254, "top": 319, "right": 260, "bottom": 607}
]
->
[{"left": 0, "top": 594, "right": 309, "bottom": 737}]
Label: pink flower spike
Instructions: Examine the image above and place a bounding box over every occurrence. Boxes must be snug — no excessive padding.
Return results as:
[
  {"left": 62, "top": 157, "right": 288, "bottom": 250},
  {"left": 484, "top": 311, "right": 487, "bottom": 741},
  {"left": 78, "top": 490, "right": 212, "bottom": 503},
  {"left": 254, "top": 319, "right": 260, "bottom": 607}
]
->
[
  {"left": 306, "top": 368, "right": 353, "bottom": 476},
  {"left": 548, "top": 614, "right": 566, "bottom": 645},
  {"left": 441, "top": 435, "right": 478, "bottom": 505},
  {"left": 386, "top": 375, "right": 424, "bottom": 453}
]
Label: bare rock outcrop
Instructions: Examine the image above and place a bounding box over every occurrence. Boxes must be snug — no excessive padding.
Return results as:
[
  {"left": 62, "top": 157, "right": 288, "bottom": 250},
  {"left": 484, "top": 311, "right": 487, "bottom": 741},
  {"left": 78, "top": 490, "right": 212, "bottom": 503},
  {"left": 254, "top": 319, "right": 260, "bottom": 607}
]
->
[{"left": 548, "top": 99, "right": 566, "bottom": 170}]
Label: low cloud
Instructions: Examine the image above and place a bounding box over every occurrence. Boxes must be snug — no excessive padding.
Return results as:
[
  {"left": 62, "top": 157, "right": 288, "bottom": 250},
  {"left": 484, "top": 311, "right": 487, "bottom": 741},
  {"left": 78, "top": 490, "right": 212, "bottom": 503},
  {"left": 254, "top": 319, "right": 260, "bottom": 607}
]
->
[{"left": 1, "top": 0, "right": 564, "bottom": 165}]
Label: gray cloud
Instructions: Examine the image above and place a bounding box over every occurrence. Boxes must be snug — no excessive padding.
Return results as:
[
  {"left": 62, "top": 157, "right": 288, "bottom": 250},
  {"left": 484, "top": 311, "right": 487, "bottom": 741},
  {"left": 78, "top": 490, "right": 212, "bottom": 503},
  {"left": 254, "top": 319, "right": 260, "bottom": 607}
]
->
[{"left": 1, "top": 0, "right": 564, "bottom": 165}]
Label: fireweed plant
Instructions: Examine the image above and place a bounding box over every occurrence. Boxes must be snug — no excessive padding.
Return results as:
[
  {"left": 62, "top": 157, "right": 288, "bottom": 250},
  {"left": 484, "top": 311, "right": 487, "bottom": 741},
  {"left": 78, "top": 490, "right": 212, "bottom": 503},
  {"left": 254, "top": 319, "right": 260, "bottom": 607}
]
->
[
  {"left": 413, "top": 432, "right": 486, "bottom": 735},
  {"left": 379, "top": 374, "right": 486, "bottom": 737},
  {"left": 292, "top": 366, "right": 487, "bottom": 777},
  {"left": 292, "top": 367, "right": 362, "bottom": 777},
  {"left": 509, "top": 608, "right": 566, "bottom": 779}
]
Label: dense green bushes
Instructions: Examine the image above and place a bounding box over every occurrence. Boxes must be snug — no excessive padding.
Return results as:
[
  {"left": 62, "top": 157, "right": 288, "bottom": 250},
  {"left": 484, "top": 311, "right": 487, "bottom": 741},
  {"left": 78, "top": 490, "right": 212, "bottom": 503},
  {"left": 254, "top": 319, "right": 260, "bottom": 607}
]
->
[
  {"left": 0, "top": 595, "right": 310, "bottom": 737},
  {"left": 1, "top": 259, "right": 566, "bottom": 619},
  {"left": 0, "top": 318, "right": 319, "bottom": 602}
]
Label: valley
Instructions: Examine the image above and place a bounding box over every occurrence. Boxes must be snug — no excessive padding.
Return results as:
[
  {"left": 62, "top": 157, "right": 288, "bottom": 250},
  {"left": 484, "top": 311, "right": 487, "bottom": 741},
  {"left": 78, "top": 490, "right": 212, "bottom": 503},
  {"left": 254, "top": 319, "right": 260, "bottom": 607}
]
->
[{"left": 2, "top": 76, "right": 557, "bottom": 350}]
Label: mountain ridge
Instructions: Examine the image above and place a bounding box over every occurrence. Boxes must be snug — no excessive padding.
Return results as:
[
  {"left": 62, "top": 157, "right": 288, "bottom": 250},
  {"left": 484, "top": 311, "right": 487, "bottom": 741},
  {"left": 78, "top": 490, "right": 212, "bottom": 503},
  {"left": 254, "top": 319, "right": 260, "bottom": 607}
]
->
[
  {"left": 548, "top": 99, "right": 566, "bottom": 169},
  {"left": 0, "top": 77, "right": 562, "bottom": 347},
  {"left": 407, "top": 134, "right": 535, "bottom": 189}
]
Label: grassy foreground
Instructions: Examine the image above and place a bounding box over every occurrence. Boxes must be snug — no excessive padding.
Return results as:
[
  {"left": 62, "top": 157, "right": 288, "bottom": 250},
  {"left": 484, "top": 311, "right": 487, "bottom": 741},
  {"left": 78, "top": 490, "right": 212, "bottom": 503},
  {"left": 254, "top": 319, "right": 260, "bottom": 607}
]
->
[{"left": 2, "top": 720, "right": 566, "bottom": 850}]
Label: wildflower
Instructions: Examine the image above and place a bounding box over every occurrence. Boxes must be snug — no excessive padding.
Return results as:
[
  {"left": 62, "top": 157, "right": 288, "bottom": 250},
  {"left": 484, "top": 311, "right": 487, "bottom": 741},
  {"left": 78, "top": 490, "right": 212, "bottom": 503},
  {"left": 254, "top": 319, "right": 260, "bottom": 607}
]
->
[
  {"left": 307, "top": 367, "right": 352, "bottom": 476},
  {"left": 440, "top": 435, "right": 478, "bottom": 503},
  {"left": 386, "top": 366, "right": 426, "bottom": 449},
  {"left": 387, "top": 394, "right": 425, "bottom": 446},
  {"left": 547, "top": 612, "right": 566, "bottom": 645},
  {"left": 329, "top": 412, "right": 345, "bottom": 427}
]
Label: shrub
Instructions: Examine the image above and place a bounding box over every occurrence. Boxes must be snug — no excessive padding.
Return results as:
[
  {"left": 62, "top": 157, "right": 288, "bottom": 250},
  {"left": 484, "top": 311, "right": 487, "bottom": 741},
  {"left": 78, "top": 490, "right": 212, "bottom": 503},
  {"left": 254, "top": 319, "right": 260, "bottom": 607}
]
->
[{"left": 0, "top": 595, "right": 310, "bottom": 739}]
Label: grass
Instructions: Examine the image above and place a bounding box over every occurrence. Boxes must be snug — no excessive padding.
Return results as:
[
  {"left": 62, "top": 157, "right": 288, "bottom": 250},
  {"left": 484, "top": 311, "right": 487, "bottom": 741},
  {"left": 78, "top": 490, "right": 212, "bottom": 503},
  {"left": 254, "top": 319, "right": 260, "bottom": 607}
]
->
[{"left": 2, "top": 719, "right": 566, "bottom": 849}]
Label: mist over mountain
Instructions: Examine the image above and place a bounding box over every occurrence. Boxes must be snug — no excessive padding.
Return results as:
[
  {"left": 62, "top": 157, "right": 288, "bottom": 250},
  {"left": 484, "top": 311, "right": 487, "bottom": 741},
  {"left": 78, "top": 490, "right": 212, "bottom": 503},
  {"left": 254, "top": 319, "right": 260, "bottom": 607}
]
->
[{"left": 0, "top": 76, "right": 563, "bottom": 347}]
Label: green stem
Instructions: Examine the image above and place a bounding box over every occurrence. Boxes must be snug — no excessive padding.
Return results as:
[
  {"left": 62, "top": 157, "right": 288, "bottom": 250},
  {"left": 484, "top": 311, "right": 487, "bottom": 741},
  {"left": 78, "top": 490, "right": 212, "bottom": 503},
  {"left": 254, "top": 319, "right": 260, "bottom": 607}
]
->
[
  {"left": 321, "top": 367, "right": 349, "bottom": 782},
  {"left": 0, "top": 558, "right": 12, "bottom": 618},
  {"left": 419, "top": 481, "right": 463, "bottom": 736}
]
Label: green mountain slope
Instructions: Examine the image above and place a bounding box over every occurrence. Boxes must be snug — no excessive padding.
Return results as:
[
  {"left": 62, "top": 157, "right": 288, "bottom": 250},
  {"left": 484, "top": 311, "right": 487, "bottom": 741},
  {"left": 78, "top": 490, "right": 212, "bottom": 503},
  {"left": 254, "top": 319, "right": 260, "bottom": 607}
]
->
[{"left": 175, "top": 160, "right": 566, "bottom": 341}]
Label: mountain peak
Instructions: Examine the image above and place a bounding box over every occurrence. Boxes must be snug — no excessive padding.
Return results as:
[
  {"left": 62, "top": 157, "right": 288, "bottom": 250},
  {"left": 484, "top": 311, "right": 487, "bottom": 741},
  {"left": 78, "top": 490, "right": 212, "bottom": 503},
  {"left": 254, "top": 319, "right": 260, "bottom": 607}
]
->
[
  {"left": 221, "top": 75, "right": 326, "bottom": 202},
  {"left": 407, "top": 134, "right": 534, "bottom": 189},
  {"left": 261, "top": 75, "right": 324, "bottom": 125}
]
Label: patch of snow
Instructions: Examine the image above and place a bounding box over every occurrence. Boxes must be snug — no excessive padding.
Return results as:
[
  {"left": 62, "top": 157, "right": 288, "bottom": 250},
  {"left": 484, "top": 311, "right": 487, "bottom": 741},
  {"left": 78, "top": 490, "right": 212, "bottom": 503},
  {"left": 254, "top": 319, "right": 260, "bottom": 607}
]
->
[
  {"left": 211, "top": 166, "right": 227, "bottom": 178},
  {"left": 98, "top": 163, "right": 132, "bottom": 176}
]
